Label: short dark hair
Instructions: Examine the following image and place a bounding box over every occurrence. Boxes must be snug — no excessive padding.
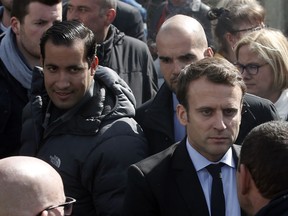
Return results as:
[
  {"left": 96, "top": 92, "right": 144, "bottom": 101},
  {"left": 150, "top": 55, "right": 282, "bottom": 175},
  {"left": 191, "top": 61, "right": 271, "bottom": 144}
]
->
[
  {"left": 40, "top": 20, "right": 97, "bottom": 68},
  {"left": 11, "top": 0, "right": 62, "bottom": 23},
  {"left": 176, "top": 57, "right": 246, "bottom": 110},
  {"left": 239, "top": 121, "right": 288, "bottom": 199}
]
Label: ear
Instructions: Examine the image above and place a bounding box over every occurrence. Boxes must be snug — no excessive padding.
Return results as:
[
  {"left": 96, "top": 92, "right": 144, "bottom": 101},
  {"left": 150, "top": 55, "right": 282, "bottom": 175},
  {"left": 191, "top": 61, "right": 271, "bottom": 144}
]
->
[
  {"left": 176, "top": 104, "right": 188, "bottom": 126},
  {"left": 238, "top": 164, "right": 251, "bottom": 196},
  {"left": 204, "top": 47, "right": 214, "bottom": 57},
  {"left": 40, "top": 210, "right": 49, "bottom": 216},
  {"left": 105, "top": 8, "right": 116, "bottom": 25},
  {"left": 90, "top": 56, "right": 99, "bottom": 76},
  {"left": 225, "top": 32, "right": 238, "bottom": 49},
  {"left": 10, "top": 17, "right": 20, "bottom": 35}
]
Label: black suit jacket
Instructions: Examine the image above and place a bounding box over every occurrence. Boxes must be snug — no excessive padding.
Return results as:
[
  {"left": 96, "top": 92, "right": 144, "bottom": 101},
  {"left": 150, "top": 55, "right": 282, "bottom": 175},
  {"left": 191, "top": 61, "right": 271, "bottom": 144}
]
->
[
  {"left": 122, "top": 140, "right": 244, "bottom": 216},
  {"left": 135, "top": 83, "right": 280, "bottom": 155}
]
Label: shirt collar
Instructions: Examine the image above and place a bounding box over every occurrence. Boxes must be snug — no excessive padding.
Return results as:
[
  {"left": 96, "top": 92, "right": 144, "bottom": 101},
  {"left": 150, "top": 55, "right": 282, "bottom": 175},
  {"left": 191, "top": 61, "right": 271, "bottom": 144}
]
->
[
  {"left": 186, "top": 138, "right": 236, "bottom": 172},
  {"left": 172, "top": 93, "right": 178, "bottom": 111}
]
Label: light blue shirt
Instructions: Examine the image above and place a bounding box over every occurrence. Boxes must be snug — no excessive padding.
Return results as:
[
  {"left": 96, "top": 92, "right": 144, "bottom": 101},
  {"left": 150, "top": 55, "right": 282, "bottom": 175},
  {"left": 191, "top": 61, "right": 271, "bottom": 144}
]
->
[
  {"left": 173, "top": 94, "right": 185, "bottom": 142},
  {"left": 186, "top": 140, "right": 241, "bottom": 216}
]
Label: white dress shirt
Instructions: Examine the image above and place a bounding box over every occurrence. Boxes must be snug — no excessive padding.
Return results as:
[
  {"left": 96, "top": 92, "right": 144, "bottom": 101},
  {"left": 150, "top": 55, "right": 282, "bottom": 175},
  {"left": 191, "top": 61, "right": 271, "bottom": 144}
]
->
[{"left": 186, "top": 140, "right": 241, "bottom": 216}]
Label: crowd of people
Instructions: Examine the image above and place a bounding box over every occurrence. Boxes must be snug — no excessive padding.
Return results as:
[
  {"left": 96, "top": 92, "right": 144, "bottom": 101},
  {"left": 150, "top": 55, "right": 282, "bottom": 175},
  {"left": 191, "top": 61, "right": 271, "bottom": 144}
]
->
[{"left": 0, "top": 0, "right": 287, "bottom": 216}]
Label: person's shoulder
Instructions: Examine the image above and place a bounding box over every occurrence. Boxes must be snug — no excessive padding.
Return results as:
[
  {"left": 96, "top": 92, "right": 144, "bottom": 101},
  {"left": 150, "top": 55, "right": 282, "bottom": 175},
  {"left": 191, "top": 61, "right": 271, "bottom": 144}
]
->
[
  {"left": 136, "top": 98, "right": 154, "bottom": 113},
  {"left": 135, "top": 84, "right": 172, "bottom": 119},
  {"left": 244, "top": 93, "right": 274, "bottom": 106},
  {"left": 122, "top": 34, "right": 147, "bottom": 47},
  {"left": 133, "top": 143, "right": 179, "bottom": 174},
  {"left": 243, "top": 93, "right": 280, "bottom": 120},
  {"left": 117, "top": 1, "right": 139, "bottom": 15}
]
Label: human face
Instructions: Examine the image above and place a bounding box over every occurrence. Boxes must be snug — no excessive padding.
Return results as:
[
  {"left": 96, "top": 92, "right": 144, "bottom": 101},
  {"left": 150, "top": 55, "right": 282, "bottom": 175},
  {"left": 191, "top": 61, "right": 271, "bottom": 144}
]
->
[
  {"left": 157, "top": 32, "right": 211, "bottom": 92},
  {"left": 12, "top": 2, "right": 62, "bottom": 67},
  {"left": 43, "top": 39, "right": 97, "bottom": 110},
  {"left": 67, "top": 0, "right": 107, "bottom": 42},
  {"left": 237, "top": 45, "right": 279, "bottom": 103},
  {"left": 177, "top": 77, "right": 242, "bottom": 162}
]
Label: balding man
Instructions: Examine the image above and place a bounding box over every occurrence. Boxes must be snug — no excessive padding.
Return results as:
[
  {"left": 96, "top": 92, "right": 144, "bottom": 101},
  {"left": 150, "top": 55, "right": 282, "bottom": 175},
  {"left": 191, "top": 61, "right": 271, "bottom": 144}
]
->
[
  {"left": 0, "top": 156, "right": 75, "bottom": 216},
  {"left": 135, "top": 15, "right": 213, "bottom": 155},
  {"left": 135, "top": 14, "right": 279, "bottom": 155}
]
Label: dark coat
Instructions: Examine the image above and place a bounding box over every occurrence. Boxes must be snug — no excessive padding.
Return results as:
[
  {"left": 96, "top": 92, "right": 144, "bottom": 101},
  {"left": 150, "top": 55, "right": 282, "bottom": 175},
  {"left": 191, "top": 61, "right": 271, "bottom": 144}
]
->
[
  {"left": 135, "top": 83, "right": 280, "bottom": 155},
  {"left": 20, "top": 66, "right": 149, "bottom": 216},
  {"left": 113, "top": 1, "right": 146, "bottom": 42},
  {"left": 0, "top": 58, "right": 28, "bottom": 158},
  {"left": 97, "top": 25, "right": 158, "bottom": 107},
  {"left": 255, "top": 192, "right": 288, "bottom": 216},
  {"left": 122, "top": 140, "right": 245, "bottom": 216}
]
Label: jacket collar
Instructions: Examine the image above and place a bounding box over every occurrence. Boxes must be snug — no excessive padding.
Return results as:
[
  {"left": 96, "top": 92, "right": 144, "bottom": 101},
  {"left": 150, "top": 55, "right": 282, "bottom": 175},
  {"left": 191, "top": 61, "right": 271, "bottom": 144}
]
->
[
  {"left": 142, "top": 83, "right": 174, "bottom": 139},
  {"left": 171, "top": 141, "right": 242, "bottom": 216}
]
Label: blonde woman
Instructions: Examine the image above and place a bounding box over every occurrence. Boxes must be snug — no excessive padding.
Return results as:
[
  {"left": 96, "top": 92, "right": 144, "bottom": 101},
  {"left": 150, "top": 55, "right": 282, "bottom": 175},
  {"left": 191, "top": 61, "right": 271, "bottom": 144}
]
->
[{"left": 235, "top": 28, "right": 288, "bottom": 120}]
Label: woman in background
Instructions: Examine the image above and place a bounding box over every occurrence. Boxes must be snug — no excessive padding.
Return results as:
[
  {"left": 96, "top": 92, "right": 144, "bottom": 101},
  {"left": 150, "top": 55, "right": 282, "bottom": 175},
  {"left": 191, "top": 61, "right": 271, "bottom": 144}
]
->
[{"left": 235, "top": 28, "right": 288, "bottom": 120}]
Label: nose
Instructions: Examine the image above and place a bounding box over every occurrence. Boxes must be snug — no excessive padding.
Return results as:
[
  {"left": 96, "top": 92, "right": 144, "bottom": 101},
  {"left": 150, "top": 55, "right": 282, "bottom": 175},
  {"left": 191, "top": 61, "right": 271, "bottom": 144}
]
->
[
  {"left": 213, "top": 112, "right": 227, "bottom": 131},
  {"left": 241, "top": 69, "right": 252, "bottom": 80},
  {"left": 55, "top": 72, "right": 70, "bottom": 89},
  {"left": 172, "top": 60, "right": 185, "bottom": 76}
]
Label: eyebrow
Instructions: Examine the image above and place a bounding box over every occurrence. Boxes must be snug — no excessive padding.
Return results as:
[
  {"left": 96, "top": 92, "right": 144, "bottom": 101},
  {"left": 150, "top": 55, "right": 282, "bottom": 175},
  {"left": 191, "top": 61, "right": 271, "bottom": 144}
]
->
[{"left": 158, "top": 53, "right": 197, "bottom": 60}]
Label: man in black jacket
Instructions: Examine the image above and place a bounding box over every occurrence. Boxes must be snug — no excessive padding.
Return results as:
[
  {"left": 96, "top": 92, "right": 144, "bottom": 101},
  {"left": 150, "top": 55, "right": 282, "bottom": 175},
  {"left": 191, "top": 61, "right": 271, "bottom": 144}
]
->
[
  {"left": 20, "top": 20, "right": 148, "bottom": 216},
  {"left": 66, "top": 0, "right": 158, "bottom": 107},
  {"left": 237, "top": 121, "right": 288, "bottom": 216},
  {"left": 135, "top": 15, "right": 279, "bottom": 155}
]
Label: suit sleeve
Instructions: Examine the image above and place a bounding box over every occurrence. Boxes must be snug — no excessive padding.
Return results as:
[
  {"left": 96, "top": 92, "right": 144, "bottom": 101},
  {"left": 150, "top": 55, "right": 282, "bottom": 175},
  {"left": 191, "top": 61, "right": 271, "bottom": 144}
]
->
[{"left": 122, "top": 164, "right": 160, "bottom": 216}]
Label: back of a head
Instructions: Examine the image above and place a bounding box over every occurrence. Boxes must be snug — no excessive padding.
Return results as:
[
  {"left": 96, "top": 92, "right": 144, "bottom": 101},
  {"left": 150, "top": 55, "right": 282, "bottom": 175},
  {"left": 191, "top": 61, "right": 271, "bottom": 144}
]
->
[
  {"left": 156, "top": 14, "right": 208, "bottom": 49},
  {"left": 235, "top": 28, "right": 288, "bottom": 91},
  {"left": 208, "top": 0, "right": 265, "bottom": 53},
  {"left": 0, "top": 156, "right": 65, "bottom": 216},
  {"left": 176, "top": 57, "right": 246, "bottom": 109},
  {"left": 240, "top": 121, "right": 288, "bottom": 199}
]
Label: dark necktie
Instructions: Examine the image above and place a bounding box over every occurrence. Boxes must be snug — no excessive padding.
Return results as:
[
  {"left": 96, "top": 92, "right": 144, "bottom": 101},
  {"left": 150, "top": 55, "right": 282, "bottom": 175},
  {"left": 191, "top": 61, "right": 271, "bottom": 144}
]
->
[{"left": 206, "top": 163, "right": 225, "bottom": 216}]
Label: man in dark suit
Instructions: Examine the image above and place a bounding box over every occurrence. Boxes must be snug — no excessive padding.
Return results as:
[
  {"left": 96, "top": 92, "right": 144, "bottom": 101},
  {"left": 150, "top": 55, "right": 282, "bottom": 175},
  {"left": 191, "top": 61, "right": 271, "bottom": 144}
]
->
[
  {"left": 135, "top": 15, "right": 279, "bottom": 155},
  {"left": 123, "top": 57, "right": 246, "bottom": 216},
  {"left": 237, "top": 121, "right": 288, "bottom": 216}
]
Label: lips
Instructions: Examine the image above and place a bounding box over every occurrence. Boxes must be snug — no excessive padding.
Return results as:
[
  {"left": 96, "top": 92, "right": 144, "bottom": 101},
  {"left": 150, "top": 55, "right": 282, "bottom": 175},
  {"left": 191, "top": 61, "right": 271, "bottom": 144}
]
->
[
  {"left": 209, "top": 137, "right": 229, "bottom": 144},
  {"left": 244, "top": 82, "right": 255, "bottom": 88},
  {"left": 55, "top": 91, "right": 72, "bottom": 100}
]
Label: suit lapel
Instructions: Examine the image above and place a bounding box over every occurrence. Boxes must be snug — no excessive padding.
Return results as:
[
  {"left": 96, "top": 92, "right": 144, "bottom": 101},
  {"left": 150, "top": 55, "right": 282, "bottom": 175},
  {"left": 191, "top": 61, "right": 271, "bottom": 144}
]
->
[
  {"left": 172, "top": 140, "right": 210, "bottom": 216},
  {"left": 143, "top": 83, "right": 174, "bottom": 139}
]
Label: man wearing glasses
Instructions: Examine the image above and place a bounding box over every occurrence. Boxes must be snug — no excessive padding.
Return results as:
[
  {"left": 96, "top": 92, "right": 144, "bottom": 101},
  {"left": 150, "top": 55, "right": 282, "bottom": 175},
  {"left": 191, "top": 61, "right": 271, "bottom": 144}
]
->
[{"left": 0, "top": 156, "right": 76, "bottom": 216}]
